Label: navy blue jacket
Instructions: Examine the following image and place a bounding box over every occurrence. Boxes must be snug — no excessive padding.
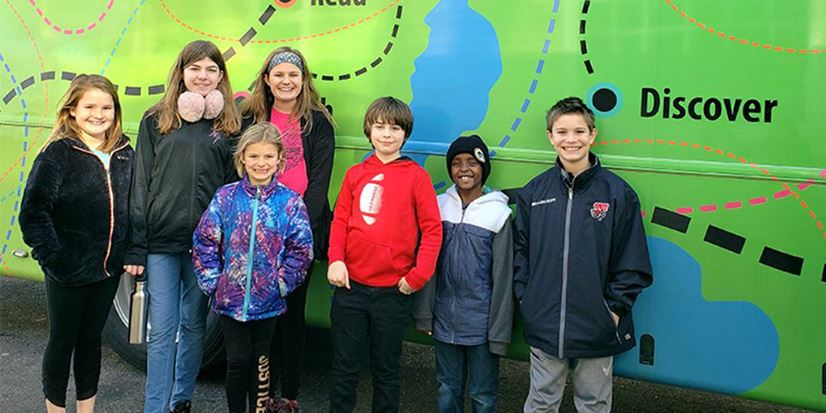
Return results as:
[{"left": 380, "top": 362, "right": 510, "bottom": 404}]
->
[
  {"left": 514, "top": 154, "right": 652, "bottom": 358},
  {"left": 414, "top": 186, "right": 514, "bottom": 356}
]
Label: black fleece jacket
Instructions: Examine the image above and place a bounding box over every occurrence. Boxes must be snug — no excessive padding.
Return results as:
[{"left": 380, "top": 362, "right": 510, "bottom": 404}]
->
[
  {"left": 124, "top": 113, "right": 238, "bottom": 266},
  {"left": 241, "top": 109, "right": 335, "bottom": 258},
  {"left": 20, "top": 136, "right": 134, "bottom": 286}
]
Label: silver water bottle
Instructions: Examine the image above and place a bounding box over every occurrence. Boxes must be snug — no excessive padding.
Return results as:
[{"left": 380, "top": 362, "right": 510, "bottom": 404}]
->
[{"left": 128, "top": 274, "right": 148, "bottom": 344}]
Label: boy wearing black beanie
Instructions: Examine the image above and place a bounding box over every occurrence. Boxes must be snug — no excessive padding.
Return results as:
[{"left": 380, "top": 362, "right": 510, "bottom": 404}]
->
[{"left": 414, "top": 134, "right": 514, "bottom": 413}]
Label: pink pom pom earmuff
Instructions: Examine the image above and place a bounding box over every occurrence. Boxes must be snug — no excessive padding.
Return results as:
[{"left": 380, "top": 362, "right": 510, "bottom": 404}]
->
[{"left": 177, "top": 90, "right": 224, "bottom": 123}]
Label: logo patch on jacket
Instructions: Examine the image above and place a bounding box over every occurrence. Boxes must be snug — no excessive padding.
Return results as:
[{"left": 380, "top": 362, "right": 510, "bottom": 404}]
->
[{"left": 590, "top": 202, "right": 610, "bottom": 221}]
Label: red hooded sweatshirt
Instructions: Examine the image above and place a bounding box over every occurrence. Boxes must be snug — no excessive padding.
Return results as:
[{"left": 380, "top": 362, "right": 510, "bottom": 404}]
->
[{"left": 328, "top": 155, "right": 442, "bottom": 290}]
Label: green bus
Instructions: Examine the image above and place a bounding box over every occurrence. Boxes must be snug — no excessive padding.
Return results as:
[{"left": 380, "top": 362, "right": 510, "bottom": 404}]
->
[{"left": 0, "top": 0, "right": 823, "bottom": 410}]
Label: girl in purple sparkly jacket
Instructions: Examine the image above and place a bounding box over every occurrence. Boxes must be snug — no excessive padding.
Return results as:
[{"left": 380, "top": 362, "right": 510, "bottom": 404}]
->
[{"left": 193, "top": 122, "right": 313, "bottom": 413}]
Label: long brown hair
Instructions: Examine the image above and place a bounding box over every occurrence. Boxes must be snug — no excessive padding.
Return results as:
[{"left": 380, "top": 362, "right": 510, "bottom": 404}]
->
[
  {"left": 148, "top": 40, "right": 240, "bottom": 135},
  {"left": 44, "top": 74, "right": 124, "bottom": 153},
  {"left": 241, "top": 46, "right": 333, "bottom": 132}
]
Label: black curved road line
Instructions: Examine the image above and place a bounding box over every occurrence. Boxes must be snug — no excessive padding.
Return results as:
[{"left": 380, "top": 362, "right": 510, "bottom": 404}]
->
[
  {"left": 703, "top": 225, "right": 745, "bottom": 254},
  {"left": 822, "top": 263, "right": 825, "bottom": 283},
  {"left": 2, "top": 70, "right": 166, "bottom": 103},
  {"left": 311, "top": 5, "right": 403, "bottom": 82},
  {"left": 2, "top": 5, "right": 277, "bottom": 103},
  {"left": 652, "top": 207, "right": 690, "bottom": 233},
  {"left": 580, "top": 0, "right": 593, "bottom": 74},
  {"left": 759, "top": 246, "right": 803, "bottom": 275},
  {"left": 222, "top": 5, "right": 276, "bottom": 62}
]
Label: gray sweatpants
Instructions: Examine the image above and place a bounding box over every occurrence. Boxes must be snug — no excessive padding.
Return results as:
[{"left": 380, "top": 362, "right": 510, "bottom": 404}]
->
[{"left": 523, "top": 346, "right": 613, "bottom": 413}]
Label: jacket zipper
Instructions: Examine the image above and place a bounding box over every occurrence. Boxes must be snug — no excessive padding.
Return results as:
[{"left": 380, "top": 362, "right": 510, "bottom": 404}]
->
[
  {"left": 72, "top": 142, "right": 128, "bottom": 278},
  {"left": 559, "top": 183, "right": 574, "bottom": 358},
  {"left": 242, "top": 186, "right": 261, "bottom": 320},
  {"left": 449, "top": 203, "right": 466, "bottom": 344}
]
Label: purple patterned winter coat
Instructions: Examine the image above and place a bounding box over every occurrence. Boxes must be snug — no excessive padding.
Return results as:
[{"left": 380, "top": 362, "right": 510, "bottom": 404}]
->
[{"left": 193, "top": 175, "right": 313, "bottom": 322}]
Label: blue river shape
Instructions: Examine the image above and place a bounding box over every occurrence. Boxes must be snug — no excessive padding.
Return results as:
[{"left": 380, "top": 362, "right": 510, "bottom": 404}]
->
[
  {"left": 403, "top": 0, "right": 502, "bottom": 165},
  {"left": 615, "top": 237, "right": 779, "bottom": 395}
]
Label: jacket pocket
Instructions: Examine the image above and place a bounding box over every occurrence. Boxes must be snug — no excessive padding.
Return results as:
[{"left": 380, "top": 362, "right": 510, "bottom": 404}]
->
[
  {"left": 602, "top": 298, "right": 622, "bottom": 344},
  {"left": 345, "top": 233, "right": 399, "bottom": 277}
]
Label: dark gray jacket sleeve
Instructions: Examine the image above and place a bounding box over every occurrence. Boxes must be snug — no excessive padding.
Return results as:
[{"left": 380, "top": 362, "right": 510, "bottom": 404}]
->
[
  {"left": 488, "top": 218, "right": 514, "bottom": 356},
  {"left": 413, "top": 269, "right": 437, "bottom": 332}
]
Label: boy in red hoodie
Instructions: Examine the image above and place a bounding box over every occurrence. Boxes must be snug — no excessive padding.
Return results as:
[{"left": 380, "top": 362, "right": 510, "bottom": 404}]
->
[{"left": 327, "top": 96, "right": 443, "bottom": 413}]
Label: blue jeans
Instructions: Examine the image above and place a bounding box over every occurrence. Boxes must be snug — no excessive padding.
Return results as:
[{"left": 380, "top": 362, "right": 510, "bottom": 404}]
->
[
  {"left": 435, "top": 340, "right": 499, "bottom": 413},
  {"left": 144, "top": 253, "right": 208, "bottom": 413}
]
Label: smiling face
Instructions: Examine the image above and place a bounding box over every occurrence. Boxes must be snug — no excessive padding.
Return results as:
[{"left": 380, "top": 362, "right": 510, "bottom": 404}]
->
[
  {"left": 369, "top": 118, "right": 406, "bottom": 163},
  {"left": 547, "top": 112, "right": 597, "bottom": 175},
  {"left": 451, "top": 153, "right": 484, "bottom": 191},
  {"left": 243, "top": 142, "right": 282, "bottom": 186},
  {"left": 450, "top": 152, "right": 485, "bottom": 203},
  {"left": 182, "top": 56, "right": 223, "bottom": 96},
  {"left": 265, "top": 62, "right": 303, "bottom": 111},
  {"left": 69, "top": 88, "right": 115, "bottom": 146}
]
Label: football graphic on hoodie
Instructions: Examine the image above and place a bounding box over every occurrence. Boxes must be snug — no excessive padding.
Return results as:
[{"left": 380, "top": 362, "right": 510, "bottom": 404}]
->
[{"left": 359, "top": 173, "right": 384, "bottom": 225}]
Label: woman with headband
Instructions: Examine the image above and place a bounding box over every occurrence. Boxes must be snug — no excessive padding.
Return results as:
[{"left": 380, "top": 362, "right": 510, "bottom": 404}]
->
[{"left": 241, "top": 47, "right": 335, "bottom": 413}]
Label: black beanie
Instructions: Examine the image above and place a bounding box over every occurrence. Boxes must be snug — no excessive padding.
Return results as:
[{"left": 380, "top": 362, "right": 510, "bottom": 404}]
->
[{"left": 445, "top": 134, "right": 491, "bottom": 184}]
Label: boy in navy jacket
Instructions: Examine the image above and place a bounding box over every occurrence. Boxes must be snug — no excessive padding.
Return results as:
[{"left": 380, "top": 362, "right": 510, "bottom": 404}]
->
[{"left": 514, "top": 97, "right": 653, "bottom": 413}]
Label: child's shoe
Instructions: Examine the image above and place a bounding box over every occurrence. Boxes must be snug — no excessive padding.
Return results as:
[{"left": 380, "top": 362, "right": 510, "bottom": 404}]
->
[
  {"left": 266, "top": 397, "right": 300, "bottom": 413},
  {"left": 169, "top": 400, "right": 192, "bottom": 413}
]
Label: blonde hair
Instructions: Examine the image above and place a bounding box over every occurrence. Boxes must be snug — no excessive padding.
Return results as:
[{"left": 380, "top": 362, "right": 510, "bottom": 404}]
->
[
  {"left": 240, "top": 46, "right": 334, "bottom": 132},
  {"left": 148, "top": 40, "right": 240, "bottom": 135},
  {"left": 234, "top": 122, "right": 285, "bottom": 178},
  {"left": 44, "top": 74, "right": 124, "bottom": 153}
]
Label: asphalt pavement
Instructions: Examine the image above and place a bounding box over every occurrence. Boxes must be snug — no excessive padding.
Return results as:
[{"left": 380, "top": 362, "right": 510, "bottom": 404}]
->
[{"left": 0, "top": 276, "right": 816, "bottom": 412}]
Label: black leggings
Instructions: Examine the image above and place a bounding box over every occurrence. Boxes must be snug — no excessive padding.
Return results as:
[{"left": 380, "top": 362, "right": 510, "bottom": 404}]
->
[
  {"left": 220, "top": 315, "right": 278, "bottom": 413},
  {"left": 268, "top": 268, "right": 311, "bottom": 400},
  {"left": 42, "top": 275, "right": 119, "bottom": 407}
]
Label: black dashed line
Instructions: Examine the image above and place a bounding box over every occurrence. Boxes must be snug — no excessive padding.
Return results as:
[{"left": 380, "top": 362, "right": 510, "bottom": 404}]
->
[
  {"left": 821, "top": 263, "right": 825, "bottom": 283},
  {"left": 240, "top": 28, "right": 257, "bottom": 46},
  {"left": 758, "top": 246, "right": 803, "bottom": 276},
  {"left": 313, "top": 6, "right": 403, "bottom": 82},
  {"left": 651, "top": 207, "right": 690, "bottom": 233},
  {"left": 3, "top": 4, "right": 279, "bottom": 101},
  {"left": 703, "top": 225, "right": 745, "bottom": 254},
  {"left": 223, "top": 47, "right": 236, "bottom": 60},
  {"left": 20, "top": 76, "right": 35, "bottom": 90},
  {"left": 3, "top": 90, "right": 16, "bottom": 104},
  {"left": 259, "top": 5, "right": 276, "bottom": 25},
  {"left": 148, "top": 85, "right": 165, "bottom": 95},
  {"left": 580, "top": 1, "right": 594, "bottom": 75}
]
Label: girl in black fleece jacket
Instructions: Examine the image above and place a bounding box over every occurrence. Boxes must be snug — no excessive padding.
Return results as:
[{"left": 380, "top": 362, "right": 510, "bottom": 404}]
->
[{"left": 20, "top": 74, "right": 133, "bottom": 413}]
